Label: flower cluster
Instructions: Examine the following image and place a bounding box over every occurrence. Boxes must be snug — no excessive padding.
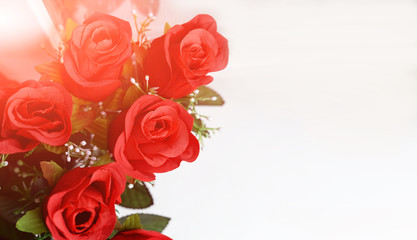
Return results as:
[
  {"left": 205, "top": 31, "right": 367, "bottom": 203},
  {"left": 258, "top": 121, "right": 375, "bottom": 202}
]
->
[{"left": 0, "top": 7, "right": 228, "bottom": 240}]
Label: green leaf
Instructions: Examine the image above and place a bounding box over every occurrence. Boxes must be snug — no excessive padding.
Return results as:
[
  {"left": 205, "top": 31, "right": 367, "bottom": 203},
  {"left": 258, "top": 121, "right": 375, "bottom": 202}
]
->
[
  {"left": 103, "top": 88, "right": 124, "bottom": 111},
  {"left": 71, "top": 96, "right": 97, "bottom": 133},
  {"left": 121, "top": 59, "right": 134, "bottom": 80},
  {"left": 42, "top": 143, "right": 66, "bottom": 154},
  {"left": 164, "top": 22, "right": 171, "bottom": 34},
  {"left": 122, "top": 214, "right": 143, "bottom": 230},
  {"left": 65, "top": 18, "right": 78, "bottom": 41},
  {"left": 92, "top": 153, "right": 114, "bottom": 167},
  {"left": 15, "top": 208, "right": 47, "bottom": 235},
  {"left": 138, "top": 214, "right": 170, "bottom": 232},
  {"left": 122, "top": 84, "right": 143, "bottom": 109},
  {"left": 85, "top": 118, "right": 112, "bottom": 150},
  {"left": 120, "top": 182, "right": 153, "bottom": 209},
  {"left": 133, "top": 44, "right": 147, "bottom": 68},
  {"left": 35, "top": 62, "right": 63, "bottom": 84},
  {"left": 108, "top": 230, "right": 119, "bottom": 239},
  {"left": 40, "top": 161, "right": 66, "bottom": 187},
  {"left": 119, "top": 214, "right": 170, "bottom": 233},
  {"left": 195, "top": 86, "right": 225, "bottom": 106}
]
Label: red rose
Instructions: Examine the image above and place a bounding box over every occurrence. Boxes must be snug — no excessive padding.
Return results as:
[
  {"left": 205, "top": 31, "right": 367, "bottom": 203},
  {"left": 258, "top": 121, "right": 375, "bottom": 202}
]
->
[
  {"left": 63, "top": 13, "right": 132, "bottom": 102},
  {"left": 112, "top": 229, "right": 172, "bottom": 240},
  {"left": 109, "top": 95, "right": 200, "bottom": 181},
  {"left": 44, "top": 163, "right": 126, "bottom": 240},
  {"left": 0, "top": 80, "right": 72, "bottom": 154},
  {"left": 143, "top": 14, "right": 229, "bottom": 99}
]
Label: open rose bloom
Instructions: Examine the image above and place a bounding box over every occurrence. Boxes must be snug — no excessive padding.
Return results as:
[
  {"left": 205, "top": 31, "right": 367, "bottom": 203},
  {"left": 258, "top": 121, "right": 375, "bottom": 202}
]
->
[{"left": 0, "top": 2, "right": 228, "bottom": 239}]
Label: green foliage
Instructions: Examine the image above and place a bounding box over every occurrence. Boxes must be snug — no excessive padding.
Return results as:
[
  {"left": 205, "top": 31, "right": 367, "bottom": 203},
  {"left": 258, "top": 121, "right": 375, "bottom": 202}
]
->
[
  {"left": 137, "top": 214, "right": 170, "bottom": 232},
  {"left": 120, "top": 182, "right": 153, "bottom": 209},
  {"left": 123, "top": 84, "right": 143, "bottom": 109},
  {"left": 15, "top": 208, "right": 47, "bottom": 235},
  {"left": 175, "top": 86, "right": 224, "bottom": 145},
  {"left": 122, "top": 214, "right": 143, "bottom": 230},
  {"left": 42, "top": 143, "right": 66, "bottom": 154},
  {"left": 24, "top": 148, "right": 36, "bottom": 158},
  {"left": 194, "top": 86, "right": 225, "bottom": 106},
  {"left": 192, "top": 115, "right": 220, "bottom": 144},
  {"left": 92, "top": 153, "right": 114, "bottom": 167},
  {"left": 40, "top": 161, "right": 65, "bottom": 187},
  {"left": 164, "top": 22, "right": 171, "bottom": 34},
  {"left": 119, "top": 214, "right": 170, "bottom": 233},
  {"left": 34, "top": 232, "right": 52, "bottom": 240}
]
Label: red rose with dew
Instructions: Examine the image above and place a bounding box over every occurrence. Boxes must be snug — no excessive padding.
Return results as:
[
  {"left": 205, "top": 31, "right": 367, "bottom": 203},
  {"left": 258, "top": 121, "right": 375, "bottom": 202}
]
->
[
  {"left": 112, "top": 229, "right": 172, "bottom": 240},
  {"left": 44, "top": 163, "right": 125, "bottom": 240},
  {"left": 63, "top": 12, "right": 132, "bottom": 102},
  {"left": 109, "top": 95, "right": 200, "bottom": 181},
  {"left": 0, "top": 79, "right": 72, "bottom": 154},
  {"left": 143, "top": 14, "right": 229, "bottom": 99}
]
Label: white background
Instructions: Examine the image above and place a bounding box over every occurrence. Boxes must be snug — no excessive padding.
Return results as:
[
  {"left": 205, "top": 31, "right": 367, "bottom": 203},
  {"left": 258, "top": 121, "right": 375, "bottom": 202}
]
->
[
  {"left": 3, "top": 0, "right": 417, "bottom": 239},
  {"left": 146, "top": 0, "right": 417, "bottom": 239}
]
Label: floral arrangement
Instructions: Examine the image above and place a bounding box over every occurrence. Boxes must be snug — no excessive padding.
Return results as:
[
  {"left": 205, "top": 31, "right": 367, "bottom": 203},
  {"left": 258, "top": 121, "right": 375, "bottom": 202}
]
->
[{"left": 0, "top": 1, "right": 228, "bottom": 239}]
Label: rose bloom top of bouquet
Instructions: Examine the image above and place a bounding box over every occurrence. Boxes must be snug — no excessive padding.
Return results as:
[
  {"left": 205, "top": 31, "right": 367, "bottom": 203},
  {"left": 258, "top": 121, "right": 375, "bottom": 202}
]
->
[{"left": 0, "top": 2, "right": 228, "bottom": 239}]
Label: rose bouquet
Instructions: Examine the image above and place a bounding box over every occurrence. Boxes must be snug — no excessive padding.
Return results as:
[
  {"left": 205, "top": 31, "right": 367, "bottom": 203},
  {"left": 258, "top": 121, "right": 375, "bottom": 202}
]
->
[{"left": 0, "top": 1, "right": 228, "bottom": 239}]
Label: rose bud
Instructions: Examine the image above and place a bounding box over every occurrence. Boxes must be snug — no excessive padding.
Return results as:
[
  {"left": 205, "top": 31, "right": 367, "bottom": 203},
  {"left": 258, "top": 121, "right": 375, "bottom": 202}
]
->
[
  {"left": 143, "top": 14, "right": 229, "bottom": 99},
  {"left": 63, "top": 12, "right": 132, "bottom": 102},
  {"left": 109, "top": 95, "right": 200, "bottom": 181},
  {"left": 44, "top": 163, "right": 126, "bottom": 240},
  {"left": 0, "top": 79, "right": 72, "bottom": 154}
]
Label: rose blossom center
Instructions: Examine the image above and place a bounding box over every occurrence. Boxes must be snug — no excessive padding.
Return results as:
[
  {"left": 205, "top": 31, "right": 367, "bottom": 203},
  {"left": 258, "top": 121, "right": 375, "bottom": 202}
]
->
[
  {"left": 24, "top": 101, "right": 59, "bottom": 121},
  {"left": 75, "top": 211, "right": 92, "bottom": 228},
  {"left": 141, "top": 106, "right": 180, "bottom": 142},
  {"left": 180, "top": 29, "right": 218, "bottom": 71},
  {"left": 143, "top": 118, "right": 172, "bottom": 141},
  {"left": 9, "top": 99, "right": 63, "bottom": 132},
  {"left": 68, "top": 207, "right": 98, "bottom": 234},
  {"left": 89, "top": 24, "right": 116, "bottom": 52}
]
